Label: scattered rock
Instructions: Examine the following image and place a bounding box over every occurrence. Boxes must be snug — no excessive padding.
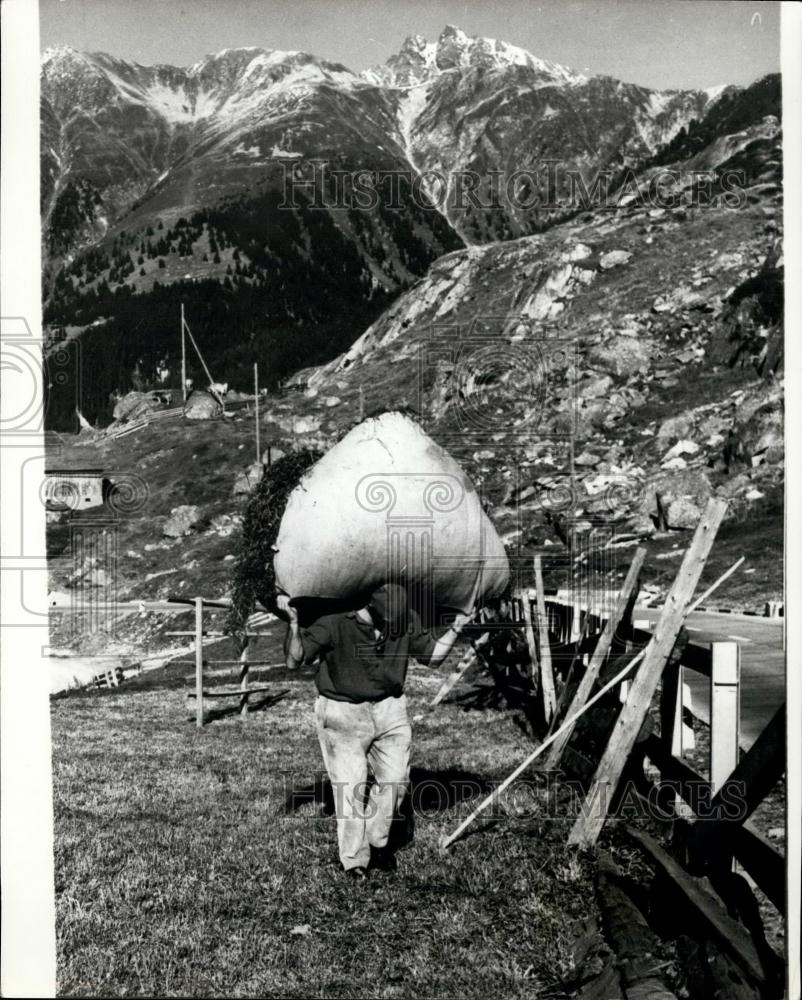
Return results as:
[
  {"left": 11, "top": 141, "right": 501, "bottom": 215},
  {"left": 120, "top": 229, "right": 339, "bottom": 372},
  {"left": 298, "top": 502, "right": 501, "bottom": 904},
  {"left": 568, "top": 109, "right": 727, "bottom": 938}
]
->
[
  {"left": 576, "top": 374, "right": 613, "bottom": 400},
  {"left": 278, "top": 414, "right": 322, "bottom": 436},
  {"left": 599, "top": 249, "right": 632, "bottom": 270},
  {"left": 657, "top": 414, "right": 694, "bottom": 442},
  {"left": 586, "top": 335, "right": 652, "bottom": 377},
  {"left": 563, "top": 242, "right": 593, "bottom": 262},
  {"left": 662, "top": 440, "right": 700, "bottom": 464},
  {"left": 716, "top": 473, "right": 751, "bottom": 499},
  {"left": 163, "top": 505, "right": 202, "bottom": 538}
]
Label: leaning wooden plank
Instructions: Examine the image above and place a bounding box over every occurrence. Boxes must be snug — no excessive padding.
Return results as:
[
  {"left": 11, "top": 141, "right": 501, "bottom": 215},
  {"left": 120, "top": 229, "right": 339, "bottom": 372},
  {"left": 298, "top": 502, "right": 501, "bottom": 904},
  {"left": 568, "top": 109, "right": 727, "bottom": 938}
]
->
[
  {"left": 626, "top": 827, "right": 767, "bottom": 988},
  {"left": 441, "top": 646, "right": 648, "bottom": 849},
  {"left": 534, "top": 555, "right": 557, "bottom": 722},
  {"left": 568, "top": 499, "right": 727, "bottom": 846},
  {"left": 543, "top": 547, "right": 646, "bottom": 772},
  {"left": 734, "top": 822, "right": 785, "bottom": 913}
]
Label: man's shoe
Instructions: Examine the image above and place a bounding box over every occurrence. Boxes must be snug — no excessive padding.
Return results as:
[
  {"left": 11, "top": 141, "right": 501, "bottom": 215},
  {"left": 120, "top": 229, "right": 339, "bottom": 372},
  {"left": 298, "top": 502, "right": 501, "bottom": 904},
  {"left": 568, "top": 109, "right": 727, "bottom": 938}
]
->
[
  {"left": 344, "top": 866, "right": 369, "bottom": 880},
  {"left": 369, "top": 847, "right": 397, "bottom": 872}
]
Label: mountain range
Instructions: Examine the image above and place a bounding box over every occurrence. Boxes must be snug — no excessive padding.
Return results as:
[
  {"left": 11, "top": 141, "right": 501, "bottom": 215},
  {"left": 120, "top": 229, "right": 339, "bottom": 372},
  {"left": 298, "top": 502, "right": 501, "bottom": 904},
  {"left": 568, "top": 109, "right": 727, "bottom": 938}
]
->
[{"left": 40, "top": 26, "right": 780, "bottom": 432}]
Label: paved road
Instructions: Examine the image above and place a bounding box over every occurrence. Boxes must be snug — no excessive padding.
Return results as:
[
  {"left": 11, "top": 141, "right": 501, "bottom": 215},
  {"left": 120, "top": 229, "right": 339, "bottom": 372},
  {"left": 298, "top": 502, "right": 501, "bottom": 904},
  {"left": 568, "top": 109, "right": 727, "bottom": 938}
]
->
[{"left": 634, "top": 607, "right": 785, "bottom": 749}]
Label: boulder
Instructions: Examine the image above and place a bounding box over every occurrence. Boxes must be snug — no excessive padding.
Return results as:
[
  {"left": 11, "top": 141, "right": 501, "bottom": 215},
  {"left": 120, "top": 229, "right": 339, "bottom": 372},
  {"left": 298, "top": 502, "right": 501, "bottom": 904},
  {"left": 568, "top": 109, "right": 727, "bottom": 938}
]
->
[
  {"left": 563, "top": 242, "right": 593, "bottom": 262},
  {"left": 576, "top": 374, "right": 613, "bottom": 399},
  {"left": 665, "top": 497, "right": 703, "bottom": 530},
  {"left": 646, "top": 469, "right": 712, "bottom": 530},
  {"left": 599, "top": 249, "right": 632, "bottom": 270},
  {"left": 586, "top": 335, "right": 653, "bottom": 377},
  {"left": 163, "top": 505, "right": 201, "bottom": 538},
  {"left": 656, "top": 413, "right": 694, "bottom": 442},
  {"left": 184, "top": 390, "right": 222, "bottom": 420},
  {"left": 112, "top": 390, "right": 165, "bottom": 423},
  {"left": 278, "top": 414, "right": 322, "bottom": 436}
]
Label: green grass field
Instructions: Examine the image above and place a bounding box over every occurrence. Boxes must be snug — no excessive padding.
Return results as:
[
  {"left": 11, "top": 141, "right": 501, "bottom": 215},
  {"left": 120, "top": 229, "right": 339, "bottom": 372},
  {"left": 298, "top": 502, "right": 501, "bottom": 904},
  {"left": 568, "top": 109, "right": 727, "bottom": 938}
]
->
[{"left": 52, "top": 635, "right": 605, "bottom": 999}]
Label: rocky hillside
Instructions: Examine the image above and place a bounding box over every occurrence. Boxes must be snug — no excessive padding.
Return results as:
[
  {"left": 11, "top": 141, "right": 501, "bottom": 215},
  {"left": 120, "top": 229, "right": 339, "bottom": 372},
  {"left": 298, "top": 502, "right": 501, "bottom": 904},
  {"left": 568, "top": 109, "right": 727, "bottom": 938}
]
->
[{"left": 48, "top": 144, "right": 784, "bottom": 647}]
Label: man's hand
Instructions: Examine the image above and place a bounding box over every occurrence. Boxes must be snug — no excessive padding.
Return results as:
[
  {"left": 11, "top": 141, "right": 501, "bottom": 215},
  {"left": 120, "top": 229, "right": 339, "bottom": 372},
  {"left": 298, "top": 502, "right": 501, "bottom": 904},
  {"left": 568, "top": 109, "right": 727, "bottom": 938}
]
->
[{"left": 276, "top": 594, "right": 298, "bottom": 624}]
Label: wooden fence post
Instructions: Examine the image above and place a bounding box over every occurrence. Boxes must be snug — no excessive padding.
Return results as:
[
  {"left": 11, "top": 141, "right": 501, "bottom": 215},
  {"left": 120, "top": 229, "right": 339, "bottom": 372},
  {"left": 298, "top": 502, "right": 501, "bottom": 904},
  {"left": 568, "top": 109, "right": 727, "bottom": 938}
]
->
[
  {"left": 195, "top": 597, "right": 204, "bottom": 728},
  {"left": 568, "top": 499, "right": 728, "bottom": 846},
  {"left": 660, "top": 661, "right": 683, "bottom": 758},
  {"left": 521, "top": 589, "right": 540, "bottom": 686},
  {"left": 534, "top": 556, "right": 557, "bottom": 722},
  {"left": 710, "top": 641, "right": 740, "bottom": 793},
  {"left": 239, "top": 639, "right": 251, "bottom": 717},
  {"left": 543, "top": 546, "right": 645, "bottom": 772},
  {"left": 621, "top": 618, "right": 650, "bottom": 702}
]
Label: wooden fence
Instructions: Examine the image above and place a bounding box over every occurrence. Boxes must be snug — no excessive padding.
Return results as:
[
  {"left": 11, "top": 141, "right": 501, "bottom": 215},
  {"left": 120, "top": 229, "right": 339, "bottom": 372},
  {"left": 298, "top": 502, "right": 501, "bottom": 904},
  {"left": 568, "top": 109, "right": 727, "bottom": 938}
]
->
[
  {"left": 164, "top": 597, "right": 283, "bottom": 727},
  {"left": 538, "top": 595, "right": 785, "bottom": 915}
]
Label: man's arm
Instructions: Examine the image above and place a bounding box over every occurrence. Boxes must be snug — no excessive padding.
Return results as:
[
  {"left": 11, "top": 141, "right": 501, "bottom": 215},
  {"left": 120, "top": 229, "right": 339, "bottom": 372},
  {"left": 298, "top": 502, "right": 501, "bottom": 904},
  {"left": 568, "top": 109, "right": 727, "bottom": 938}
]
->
[
  {"left": 410, "top": 576, "right": 483, "bottom": 667},
  {"left": 426, "top": 610, "right": 474, "bottom": 667},
  {"left": 277, "top": 596, "right": 304, "bottom": 670},
  {"left": 277, "top": 596, "right": 331, "bottom": 670}
]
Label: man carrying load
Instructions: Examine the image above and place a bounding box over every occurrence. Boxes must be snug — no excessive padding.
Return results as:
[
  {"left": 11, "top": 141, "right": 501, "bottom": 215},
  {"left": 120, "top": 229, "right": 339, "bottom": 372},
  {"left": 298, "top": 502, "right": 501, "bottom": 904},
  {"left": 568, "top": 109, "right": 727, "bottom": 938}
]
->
[{"left": 278, "top": 582, "right": 476, "bottom": 879}]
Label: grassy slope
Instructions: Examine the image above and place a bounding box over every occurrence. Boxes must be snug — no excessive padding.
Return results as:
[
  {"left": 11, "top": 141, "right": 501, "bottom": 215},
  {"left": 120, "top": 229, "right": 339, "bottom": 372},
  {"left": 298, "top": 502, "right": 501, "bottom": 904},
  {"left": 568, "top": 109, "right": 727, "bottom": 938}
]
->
[{"left": 53, "top": 632, "right": 602, "bottom": 999}]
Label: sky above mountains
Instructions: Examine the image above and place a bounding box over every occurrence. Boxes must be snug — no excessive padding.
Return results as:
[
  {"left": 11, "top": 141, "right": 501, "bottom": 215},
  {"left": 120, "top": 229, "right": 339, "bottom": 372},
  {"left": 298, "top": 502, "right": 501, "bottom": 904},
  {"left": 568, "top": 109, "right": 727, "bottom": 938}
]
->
[{"left": 40, "top": 0, "right": 780, "bottom": 92}]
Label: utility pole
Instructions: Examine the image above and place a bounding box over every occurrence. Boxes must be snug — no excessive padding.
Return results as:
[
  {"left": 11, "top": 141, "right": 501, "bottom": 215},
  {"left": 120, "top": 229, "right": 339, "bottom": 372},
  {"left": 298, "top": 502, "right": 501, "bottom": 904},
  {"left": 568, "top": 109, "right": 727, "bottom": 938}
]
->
[
  {"left": 181, "top": 303, "right": 187, "bottom": 402},
  {"left": 254, "top": 362, "right": 260, "bottom": 465}
]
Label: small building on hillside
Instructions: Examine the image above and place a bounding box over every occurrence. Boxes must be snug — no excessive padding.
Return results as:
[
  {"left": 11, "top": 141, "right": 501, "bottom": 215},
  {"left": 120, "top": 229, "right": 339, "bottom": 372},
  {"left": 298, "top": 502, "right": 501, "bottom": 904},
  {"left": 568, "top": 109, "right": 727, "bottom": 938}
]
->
[{"left": 44, "top": 468, "right": 107, "bottom": 511}]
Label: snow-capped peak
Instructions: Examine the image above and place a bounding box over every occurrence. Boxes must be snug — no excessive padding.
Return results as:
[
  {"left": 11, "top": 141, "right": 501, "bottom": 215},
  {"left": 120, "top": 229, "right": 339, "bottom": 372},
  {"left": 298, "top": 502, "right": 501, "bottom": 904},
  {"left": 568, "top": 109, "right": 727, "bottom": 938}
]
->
[
  {"left": 41, "top": 45, "right": 366, "bottom": 127},
  {"left": 363, "top": 24, "right": 587, "bottom": 88}
]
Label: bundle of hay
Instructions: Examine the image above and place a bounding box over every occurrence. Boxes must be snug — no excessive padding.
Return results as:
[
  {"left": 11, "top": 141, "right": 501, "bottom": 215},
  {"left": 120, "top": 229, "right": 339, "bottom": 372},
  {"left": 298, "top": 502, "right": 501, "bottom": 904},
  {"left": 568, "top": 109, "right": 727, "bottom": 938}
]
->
[
  {"left": 273, "top": 412, "right": 509, "bottom": 615},
  {"left": 227, "top": 449, "right": 321, "bottom": 637}
]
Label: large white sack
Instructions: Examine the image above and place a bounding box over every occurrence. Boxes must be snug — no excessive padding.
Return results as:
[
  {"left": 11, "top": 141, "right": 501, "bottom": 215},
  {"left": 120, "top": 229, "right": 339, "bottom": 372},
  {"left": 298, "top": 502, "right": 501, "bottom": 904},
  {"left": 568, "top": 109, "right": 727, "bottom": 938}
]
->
[{"left": 273, "top": 412, "right": 509, "bottom": 612}]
